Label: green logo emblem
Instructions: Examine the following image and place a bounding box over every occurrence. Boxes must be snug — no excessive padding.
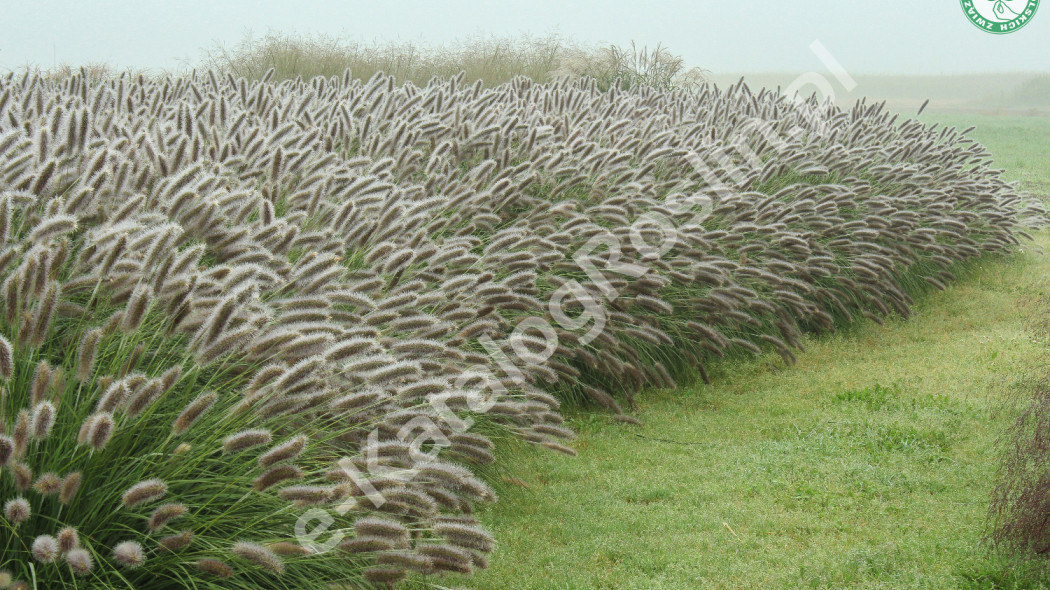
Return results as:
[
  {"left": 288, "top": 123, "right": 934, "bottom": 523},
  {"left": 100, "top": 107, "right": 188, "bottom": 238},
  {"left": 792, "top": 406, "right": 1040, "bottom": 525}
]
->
[{"left": 962, "top": 0, "right": 1039, "bottom": 33}]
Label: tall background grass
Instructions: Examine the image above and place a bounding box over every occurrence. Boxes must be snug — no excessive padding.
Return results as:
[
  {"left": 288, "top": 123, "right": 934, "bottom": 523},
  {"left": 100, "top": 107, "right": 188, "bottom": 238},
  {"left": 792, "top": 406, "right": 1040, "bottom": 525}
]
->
[{"left": 199, "top": 32, "right": 708, "bottom": 90}]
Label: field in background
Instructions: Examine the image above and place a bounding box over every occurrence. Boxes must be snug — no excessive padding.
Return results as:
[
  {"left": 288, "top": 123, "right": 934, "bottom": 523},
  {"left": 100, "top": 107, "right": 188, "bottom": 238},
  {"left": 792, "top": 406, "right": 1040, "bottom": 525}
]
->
[
  {"left": 40, "top": 36, "right": 1050, "bottom": 116},
  {"left": 195, "top": 34, "right": 1047, "bottom": 115},
  {"left": 465, "top": 116, "right": 1050, "bottom": 589},
  {"left": 709, "top": 73, "right": 1050, "bottom": 116},
  {"left": 921, "top": 114, "right": 1050, "bottom": 197}
]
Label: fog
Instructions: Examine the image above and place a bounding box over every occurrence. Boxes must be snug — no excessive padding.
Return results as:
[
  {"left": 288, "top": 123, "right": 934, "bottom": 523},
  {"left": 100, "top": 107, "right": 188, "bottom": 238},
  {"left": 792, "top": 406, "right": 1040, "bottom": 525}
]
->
[{"left": 1, "top": 0, "right": 1047, "bottom": 75}]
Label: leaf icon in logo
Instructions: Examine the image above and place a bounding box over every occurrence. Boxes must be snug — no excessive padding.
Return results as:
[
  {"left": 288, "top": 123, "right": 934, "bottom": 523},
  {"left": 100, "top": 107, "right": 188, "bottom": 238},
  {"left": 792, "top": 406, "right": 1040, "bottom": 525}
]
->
[{"left": 991, "top": 0, "right": 1021, "bottom": 18}]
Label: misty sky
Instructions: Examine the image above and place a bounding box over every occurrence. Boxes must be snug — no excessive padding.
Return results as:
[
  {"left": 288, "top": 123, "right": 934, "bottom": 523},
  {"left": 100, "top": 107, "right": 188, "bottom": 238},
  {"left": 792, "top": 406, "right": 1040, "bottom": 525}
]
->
[{"left": 1, "top": 0, "right": 1047, "bottom": 75}]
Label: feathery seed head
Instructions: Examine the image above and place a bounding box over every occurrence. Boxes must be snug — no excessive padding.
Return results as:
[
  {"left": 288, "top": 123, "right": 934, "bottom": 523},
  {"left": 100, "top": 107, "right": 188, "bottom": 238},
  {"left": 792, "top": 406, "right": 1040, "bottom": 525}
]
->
[
  {"left": 363, "top": 567, "right": 407, "bottom": 585},
  {"left": 59, "top": 471, "right": 82, "bottom": 504},
  {"left": 418, "top": 543, "right": 474, "bottom": 573},
  {"left": 258, "top": 434, "right": 307, "bottom": 467},
  {"left": 12, "top": 462, "right": 32, "bottom": 490},
  {"left": 74, "top": 327, "right": 101, "bottom": 377},
  {"left": 58, "top": 526, "right": 80, "bottom": 552},
  {"left": 121, "top": 478, "right": 167, "bottom": 507},
  {"left": 0, "top": 335, "right": 12, "bottom": 380},
  {"left": 197, "top": 558, "right": 233, "bottom": 578},
  {"left": 223, "top": 429, "right": 272, "bottom": 453},
  {"left": 121, "top": 284, "right": 151, "bottom": 332},
  {"left": 353, "top": 517, "right": 410, "bottom": 546},
  {"left": 31, "top": 401, "right": 55, "bottom": 439},
  {"left": 159, "top": 365, "right": 182, "bottom": 391},
  {"left": 433, "top": 521, "right": 495, "bottom": 552},
  {"left": 112, "top": 541, "right": 145, "bottom": 568},
  {"left": 33, "top": 472, "right": 61, "bottom": 495},
  {"left": 96, "top": 380, "right": 129, "bottom": 412},
  {"left": 80, "top": 412, "right": 114, "bottom": 449},
  {"left": 337, "top": 536, "right": 396, "bottom": 554},
  {"left": 148, "top": 503, "right": 187, "bottom": 532},
  {"left": 65, "top": 548, "right": 93, "bottom": 576},
  {"left": 277, "top": 485, "right": 332, "bottom": 505},
  {"left": 268, "top": 542, "right": 311, "bottom": 556},
  {"left": 3, "top": 497, "right": 30, "bottom": 524},
  {"left": 125, "top": 378, "right": 164, "bottom": 416},
  {"left": 0, "top": 333, "right": 14, "bottom": 377},
  {"left": 157, "top": 530, "right": 194, "bottom": 552},
  {"left": 0, "top": 435, "right": 13, "bottom": 465},
  {"left": 253, "top": 464, "right": 304, "bottom": 491},
  {"left": 12, "top": 410, "right": 29, "bottom": 457},
  {"left": 231, "top": 541, "right": 284, "bottom": 574},
  {"left": 173, "top": 392, "right": 217, "bottom": 434},
  {"left": 31, "top": 535, "right": 59, "bottom": 563},
  {"left": 376, "top": 550, "right": 434, "bottom": 573}
]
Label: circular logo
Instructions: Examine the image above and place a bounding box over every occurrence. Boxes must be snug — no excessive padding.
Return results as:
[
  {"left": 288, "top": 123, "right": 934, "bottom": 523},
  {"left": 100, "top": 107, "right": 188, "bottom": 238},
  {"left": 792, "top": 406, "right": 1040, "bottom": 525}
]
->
[{"left": 961, "top": 0, "right": 1040, "bottom": 33}]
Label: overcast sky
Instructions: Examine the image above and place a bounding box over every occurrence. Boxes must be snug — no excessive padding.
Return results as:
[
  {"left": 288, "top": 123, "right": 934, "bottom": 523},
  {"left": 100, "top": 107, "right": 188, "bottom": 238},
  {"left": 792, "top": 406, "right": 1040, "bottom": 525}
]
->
[{"left": 1, "top": 0, "right": 1047, "bottom": 75}]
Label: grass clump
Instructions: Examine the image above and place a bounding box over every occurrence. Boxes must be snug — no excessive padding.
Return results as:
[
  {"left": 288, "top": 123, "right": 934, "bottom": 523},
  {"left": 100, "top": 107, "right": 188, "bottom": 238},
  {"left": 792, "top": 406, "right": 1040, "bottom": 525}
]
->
[
  {"left": 0, "top": 280, "right": 366, "bottom": 587},
  {"left": 989, "top": 284, "right": 1050, "bottom": 570},
  {"left": 0, "top": 62, "right": 1043, "bottom": 589},
  {"left": 991, "top": 377, "right": 1050, "bottom": 561},
  {"left": 551, "top": 41, "right": 707, "bottom": 92}
]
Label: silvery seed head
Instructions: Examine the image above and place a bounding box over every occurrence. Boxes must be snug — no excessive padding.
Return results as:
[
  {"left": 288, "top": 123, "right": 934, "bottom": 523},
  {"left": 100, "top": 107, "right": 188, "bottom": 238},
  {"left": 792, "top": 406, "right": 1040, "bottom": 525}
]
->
[
  {"left": 31, "top": 401, "right": 55, "bottom": 439},
  {"left": 112, "top": 541, "right": 145, "bottom": 568},
  {"left": 31, "top": 535, "right": 59, "bottom": 563},
  {"left": 0, "top": 335, "right": 12, "bottom": 380},
  {"left": 258, "top": 434, "right": 307, "bottom": 467},
  {"left": 11, "top": 462, "right": 32, "bottom": 490},
  {"left": 33, "top": 472, "right": 61, "bottom": 495},
  {"left": 59, "top": 471, "right": 81, "bottom": 504},
  {"left": 196, "top": 558, "right": 233, "bottom": 578},
  {"left": 222, "top": 429, "right": 272, "bottom": 453},
  {"left": 121, "top": 478, "right": 167, "bottom": 507},
  {"left": 58, "top": 526, "right": 79, "bottom": 552},
  {"left": 231, "top": 541, "right": 284, "bottom": 574},
  {"left": 30, "top": 361, "right": 51, "bottom": 404},
  {"left": 147, "top": 503, "right": 187, "bottom": 532},
  {"left": 74, "top": 328, "right": 102, "bottom": 382},
  {"left": 121, "top": 284, "right": 151, "bottom": 332},
  {"left": 65, "top": 548, "right": 93, "bottom": 576},
  {"left": 0, "top": 435, "right": 14, "bottom": 465},
  {"left": 173, "top": 391, "right": 217, "bottom": 435},
  {"left": 157, "top": 530, "right": 194, "bottom": 552},
  {"left": 79, "top": 412, "right": 114, "bottom": 449},
  {"left": 3, "top": 497, "right": 30, "bottom": 525}
]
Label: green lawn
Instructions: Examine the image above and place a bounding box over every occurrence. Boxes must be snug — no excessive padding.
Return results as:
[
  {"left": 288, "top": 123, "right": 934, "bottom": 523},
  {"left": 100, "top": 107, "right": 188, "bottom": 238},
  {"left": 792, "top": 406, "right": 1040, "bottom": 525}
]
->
[
  {"left": 920, "top": 113, "right": 1050, "bottom": 198},
  {"left": 463, "top": 116, "right": 1050, "bottom": 589}
]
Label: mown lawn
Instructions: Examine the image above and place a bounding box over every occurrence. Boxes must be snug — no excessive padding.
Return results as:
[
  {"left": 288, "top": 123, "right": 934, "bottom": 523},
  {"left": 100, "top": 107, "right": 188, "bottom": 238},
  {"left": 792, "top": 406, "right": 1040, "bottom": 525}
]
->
[
  {"left": 463, "top": 115, "right": 1050, "bottom": 589},
  {"left": 922, "top": 113, "right": 1050, "bottom": 198}
]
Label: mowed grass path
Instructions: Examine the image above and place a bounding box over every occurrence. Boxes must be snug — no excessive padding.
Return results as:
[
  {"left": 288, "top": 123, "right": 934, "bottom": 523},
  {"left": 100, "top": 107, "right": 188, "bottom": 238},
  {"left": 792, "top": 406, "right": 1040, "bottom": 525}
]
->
[{"left": 464, "top": 116, "right": 1050, "bottom": 589}]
